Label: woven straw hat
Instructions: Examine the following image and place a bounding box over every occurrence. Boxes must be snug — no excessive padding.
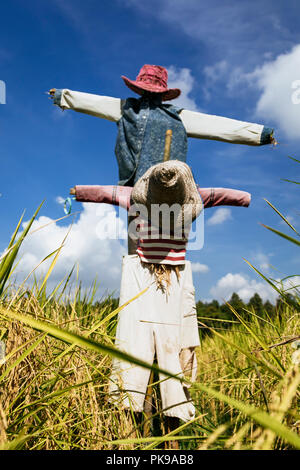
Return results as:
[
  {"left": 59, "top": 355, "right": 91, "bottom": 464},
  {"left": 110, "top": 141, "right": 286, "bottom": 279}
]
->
[{"left": 131, "top": 161, "right": 203, "bottom": 233}]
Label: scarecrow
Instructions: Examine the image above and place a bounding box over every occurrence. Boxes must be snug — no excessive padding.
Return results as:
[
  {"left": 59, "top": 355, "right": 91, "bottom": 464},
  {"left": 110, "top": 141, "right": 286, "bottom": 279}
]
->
[
  {"left": 49, "top": 64, "right": 276, "bottom": 192},
  {"left": 49, "top": 63, "right": 275, "bottom": 252},
  {"left": 48, "top": 65, "right": 275, "bottom": 442},
  {"left": 68, "top": 157, "right": 251, "bottom": 439}
]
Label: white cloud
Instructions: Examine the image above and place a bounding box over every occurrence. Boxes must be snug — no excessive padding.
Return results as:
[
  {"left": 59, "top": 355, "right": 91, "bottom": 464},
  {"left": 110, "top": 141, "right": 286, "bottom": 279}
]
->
[
  {"left": 123, "top": 0, "right": 299, "bottom": 118},
  {"left": 251, "top": 252, "right": 273, "bottom": 274},
  {"left": 14, "top": 203, "right": 128, "bottom": 297},
  {"left": 124, "top": 1, "right": 294, "bottom": 67},
  {"left": 202, "top": 60, "right": 252, "bottom": 99},
  {"left": 55, "top": 196, "right": 65, "bottom": 205},
  {"left": 203, "top": 61, "right": 228, "bottom": 84},
  {"left": 249, "top": 44, "right": 300, "bottom": 139},
  {"left": 191, "top": 262, "right": 209, "bottom": 273},
  {"left": 209, "top": 272, "right": 277, "bottom": 303},
  {"left": 202, "top": 60, "right": 229, "bottom": 98},
  {"left": 206, "top": 208, "right": 232, "bottom": 226},
  {"left": 166, "top": 66, "right": 199, "bottom": 111},
  {"left": 209, "top": 272, "right": 300, "bottom": 304}
]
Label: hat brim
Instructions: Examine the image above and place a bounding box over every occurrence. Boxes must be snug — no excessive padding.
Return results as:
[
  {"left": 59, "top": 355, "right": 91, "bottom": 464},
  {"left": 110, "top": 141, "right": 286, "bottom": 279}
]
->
[{"left": 122, "top": 76, "right": 181, "bottom": 101}]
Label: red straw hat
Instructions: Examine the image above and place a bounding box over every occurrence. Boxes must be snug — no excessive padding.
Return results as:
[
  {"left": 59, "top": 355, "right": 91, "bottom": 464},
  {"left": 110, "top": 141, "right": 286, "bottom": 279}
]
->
[{"left": 122, "top": 64, "right": 181, "bottom": 101}]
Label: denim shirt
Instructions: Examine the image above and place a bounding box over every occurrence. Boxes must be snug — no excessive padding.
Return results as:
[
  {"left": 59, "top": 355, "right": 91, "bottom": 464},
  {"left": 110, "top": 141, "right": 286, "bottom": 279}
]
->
[
  {"left": 115, "top": 95, "right": 188, "bottom": 186},
  {"left": 53, "top": 89, "right": 274, "bottom": 185}
]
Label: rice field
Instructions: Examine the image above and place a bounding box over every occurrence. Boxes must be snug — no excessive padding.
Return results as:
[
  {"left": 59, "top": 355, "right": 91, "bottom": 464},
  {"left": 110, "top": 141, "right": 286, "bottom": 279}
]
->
[{"left": 0, "top": 195, "right": 299, "bottom": 450}]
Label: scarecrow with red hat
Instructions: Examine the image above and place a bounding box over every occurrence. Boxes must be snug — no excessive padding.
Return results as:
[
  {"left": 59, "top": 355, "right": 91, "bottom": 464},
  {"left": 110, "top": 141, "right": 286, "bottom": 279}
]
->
[{"left": 49, "top": 64, "right": 275, "bottom": 190}]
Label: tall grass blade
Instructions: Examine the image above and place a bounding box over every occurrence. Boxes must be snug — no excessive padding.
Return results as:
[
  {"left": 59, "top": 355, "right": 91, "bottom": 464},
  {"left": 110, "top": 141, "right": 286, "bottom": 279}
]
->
[
  {"left": 287, "top": 156, "right": 300, "bottom": 164},
  {"left": 264, "top": 199, "right": 299, "bottom": 235},
  {"left": 261, "top": 224, "right": 300, "bottom": 247}
]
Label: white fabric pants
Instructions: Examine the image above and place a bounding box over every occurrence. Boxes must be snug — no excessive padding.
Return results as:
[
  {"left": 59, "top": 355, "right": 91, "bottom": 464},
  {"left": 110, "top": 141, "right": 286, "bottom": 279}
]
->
[{"left": 108, "top": 255, "right": 200, "bottom": 422}]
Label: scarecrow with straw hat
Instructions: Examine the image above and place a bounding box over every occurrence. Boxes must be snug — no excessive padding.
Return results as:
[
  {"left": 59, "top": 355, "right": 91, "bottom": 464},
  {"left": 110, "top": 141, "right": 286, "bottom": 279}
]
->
[{"left": 48, "top": 65, "right": 275, "bottom": 443}]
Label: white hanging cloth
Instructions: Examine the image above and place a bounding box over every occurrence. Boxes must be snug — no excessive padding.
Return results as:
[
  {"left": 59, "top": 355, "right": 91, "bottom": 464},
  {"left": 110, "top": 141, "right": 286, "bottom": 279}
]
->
[{"left": 109, "top": 254, "right": 200, "bottom": 422}]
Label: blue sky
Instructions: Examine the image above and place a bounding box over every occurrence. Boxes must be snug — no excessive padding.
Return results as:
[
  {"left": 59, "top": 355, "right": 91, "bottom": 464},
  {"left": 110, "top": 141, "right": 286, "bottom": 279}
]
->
[{"left": 1, "top": 0, "right": 300, "bottom": 302}]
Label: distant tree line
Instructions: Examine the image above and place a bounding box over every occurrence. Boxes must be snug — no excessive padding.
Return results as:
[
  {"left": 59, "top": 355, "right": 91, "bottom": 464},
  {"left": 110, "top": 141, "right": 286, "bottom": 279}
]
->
[{"left": 196, "top": 292, "right": 298, "bottom": 336}]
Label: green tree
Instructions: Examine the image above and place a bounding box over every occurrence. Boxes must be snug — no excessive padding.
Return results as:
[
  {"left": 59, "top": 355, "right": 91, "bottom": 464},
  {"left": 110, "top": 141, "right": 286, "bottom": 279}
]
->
[
  {"left": 263, "top": 300, "right": 275, "bottom": 318},
  {"left": 229, "top": 292, "right": 245, "bottom": 315},
  {"left": 219, "top": 292, "right": 245, "bottom": 321},
  {"left": 248, "top": 293, "right": 263, "bottom": 315}
]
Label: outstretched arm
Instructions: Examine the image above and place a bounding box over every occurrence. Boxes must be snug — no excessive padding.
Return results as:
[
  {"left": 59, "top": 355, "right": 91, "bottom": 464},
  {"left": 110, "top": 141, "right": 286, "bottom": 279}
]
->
[
  {"left": 72, "top": 185, "right": 132, "bottom": 209},
  {"left": 179, "top": 109, "right": 275, "bottom": 146},
  {"left": 71, "top": 185, "right": 250, "bottom": 209},
  {"left": 49, "top": 88, "right": 122, "bottom": 122},
  {"left": 199, "top": 187, "right": 251, "bottom": 208}
]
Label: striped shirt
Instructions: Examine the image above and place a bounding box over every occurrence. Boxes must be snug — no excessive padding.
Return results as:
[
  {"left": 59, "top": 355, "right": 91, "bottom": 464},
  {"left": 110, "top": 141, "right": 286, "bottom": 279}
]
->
[
  {"left": 75, "top": 184, "right": 251, "bottom": 265},
  {"left": 135, "top": 222, "right": 188, "bottom": 265}
]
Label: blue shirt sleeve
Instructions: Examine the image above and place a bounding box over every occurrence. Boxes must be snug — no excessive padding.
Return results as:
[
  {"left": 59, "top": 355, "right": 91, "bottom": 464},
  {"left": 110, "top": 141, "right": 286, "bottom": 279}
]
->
[
  {"left": 260, "top": 126, "right": 274, "bottom": 145},
  {"left": 53, "top": 89, "right": 62, "bottom": 106}
]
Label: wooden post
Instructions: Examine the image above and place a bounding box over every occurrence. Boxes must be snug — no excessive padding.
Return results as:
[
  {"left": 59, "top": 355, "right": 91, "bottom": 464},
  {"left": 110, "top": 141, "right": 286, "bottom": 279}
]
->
[
  {"left": 143, "top": 370, "right": 154, "bottom": 437},
  {"left": 163, "top": 130, "right": 173, "bottom": 162},
  {"left": 142, "top": 129, "right": 180, "bottom": 448}
]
